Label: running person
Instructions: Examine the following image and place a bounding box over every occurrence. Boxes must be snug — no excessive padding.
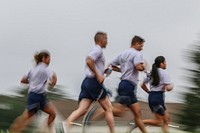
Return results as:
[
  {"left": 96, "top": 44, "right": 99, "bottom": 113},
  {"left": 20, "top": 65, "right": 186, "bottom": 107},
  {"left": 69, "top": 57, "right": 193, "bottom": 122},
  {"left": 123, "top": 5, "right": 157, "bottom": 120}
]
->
[
  {"left": 90, "top": 36, "right": 148, "bottom": 133},
  {"left": 9, "top": 50, "right": 57, "bottom": 132},
  {"left": 64, "top": 32, "right": 115, "bottom": 133},
  {"left": 141, "top": 56, "right": 173, "bottom": 133},
  {"left": 109, "top": 35, "right": 147, "bottom": 133}
]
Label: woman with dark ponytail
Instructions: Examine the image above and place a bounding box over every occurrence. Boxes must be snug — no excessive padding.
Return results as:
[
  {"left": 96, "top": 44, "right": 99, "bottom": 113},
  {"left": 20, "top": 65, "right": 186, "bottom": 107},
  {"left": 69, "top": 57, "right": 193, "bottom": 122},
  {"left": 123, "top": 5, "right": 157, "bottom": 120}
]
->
[
  {"left": 10, "top": 50, "right": 57, "bottom": 132},
  {"left": 141, "top": 56, "right": 173, "bottom": 133}
]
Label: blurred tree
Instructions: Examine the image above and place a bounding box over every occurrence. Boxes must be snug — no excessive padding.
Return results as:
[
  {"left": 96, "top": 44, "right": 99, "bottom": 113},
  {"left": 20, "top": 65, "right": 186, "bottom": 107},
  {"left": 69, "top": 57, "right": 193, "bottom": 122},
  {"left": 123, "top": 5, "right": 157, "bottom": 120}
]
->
[
  {"left": 178, "top": 43, "right": 200, "bottom": 132},
  {"left": 0, "top": 85, "right": 67, "bottom": 131}
]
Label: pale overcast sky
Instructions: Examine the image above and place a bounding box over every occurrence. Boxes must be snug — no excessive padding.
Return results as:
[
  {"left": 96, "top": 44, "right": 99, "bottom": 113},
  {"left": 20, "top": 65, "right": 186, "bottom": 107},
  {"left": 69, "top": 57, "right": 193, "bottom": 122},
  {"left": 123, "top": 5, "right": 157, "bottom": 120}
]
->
[{"left": 0, "top": 0, "right": 200, "bottom": 102}]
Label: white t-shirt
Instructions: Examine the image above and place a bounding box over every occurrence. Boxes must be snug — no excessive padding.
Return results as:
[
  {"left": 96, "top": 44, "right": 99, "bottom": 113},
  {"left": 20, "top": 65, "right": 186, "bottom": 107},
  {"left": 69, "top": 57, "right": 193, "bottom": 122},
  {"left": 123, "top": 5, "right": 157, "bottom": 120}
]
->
[
  {"left": 111, "top": 48, "right": 144, "bottom": 85},
  {"left": 85, "top": 44, "right": 105, "bottom": 78},
  {"left": 144, "top": 68, "right": 172, "bottom": 91},
  {"left": 25, "top": 62, "right": 53, "bottom": 94}
]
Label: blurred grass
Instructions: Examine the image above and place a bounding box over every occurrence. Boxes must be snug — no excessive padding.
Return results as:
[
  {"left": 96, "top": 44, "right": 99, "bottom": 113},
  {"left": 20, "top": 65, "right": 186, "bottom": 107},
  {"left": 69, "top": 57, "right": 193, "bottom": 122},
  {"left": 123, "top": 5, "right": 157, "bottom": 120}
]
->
[{"left": 0, "top": 85, "right": 67, "bottom": 131}]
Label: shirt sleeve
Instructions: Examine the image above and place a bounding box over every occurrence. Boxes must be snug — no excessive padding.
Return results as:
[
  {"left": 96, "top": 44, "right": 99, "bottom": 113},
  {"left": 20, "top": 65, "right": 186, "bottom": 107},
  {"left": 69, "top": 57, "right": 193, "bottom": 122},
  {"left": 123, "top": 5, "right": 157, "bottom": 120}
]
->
[
  {"left": 24, "top": 69, "right": 31, "bottom": 80},
  {"left": 87, "top": 46, "right": 101, "bottom": 61},
  {"left": 161, "top": 70, "right": 171, "bottom": 84},
  {"left": 134, "top": 52, "right": 144, "bottom": 66},
  {"left": 111, "top": 54, "right": 121, "bottom": 66},
  {"left": 45, "top": 68, "right": 53, "bottom": 81}
]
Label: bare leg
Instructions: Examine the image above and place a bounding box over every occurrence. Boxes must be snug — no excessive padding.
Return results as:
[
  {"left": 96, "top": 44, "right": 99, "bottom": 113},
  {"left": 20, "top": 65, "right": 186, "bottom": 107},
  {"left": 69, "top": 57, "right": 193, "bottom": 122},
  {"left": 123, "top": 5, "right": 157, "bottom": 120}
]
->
[
  {"left": 90, "top": 106, "right": 105, "bottom": 121},
  {"left": 43, "top": 102, "right": 56, "bottom": 127},
  {"left": 112, "top": 103, "right": 125, "bottom": 117},
  {"left": 99, "top": 96, "right": 115, "bottom": 133},
  {"left": 129, "top": 103, "right": 147, "bottom": 133},
  {"left": 91, "top": 103, "right": 125, "bottom": 121},
  {"left": 65, "top": 99, "right": 92, "bottom": 129},
  {"left": 9, "top": 110, "right": 35, "bottom": 133},
  {"left": 143, "top": 113, "right": 162, "bottom": 125},
  {"left": 162, "top": 112, "right": 169, "bottom": 133},
  {"left": 143, "top": 112, "right": 170, "bottom": 133}
]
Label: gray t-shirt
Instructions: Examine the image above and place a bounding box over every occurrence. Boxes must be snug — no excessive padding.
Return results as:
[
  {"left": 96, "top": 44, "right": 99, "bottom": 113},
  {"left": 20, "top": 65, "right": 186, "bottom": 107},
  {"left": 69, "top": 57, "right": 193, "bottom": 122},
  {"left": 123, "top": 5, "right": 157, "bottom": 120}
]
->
[
  {"left": 144, "top": 68, "right": 172, "bottom": 91},
  {"left": 25, "top": 62, "right": 53, "bottom": 94},
  {"left": 111, "top": 48, "right": 144, "bottom": 85},
  {"left": 85, "top": 44, "right": 105, "bottom": 78}
]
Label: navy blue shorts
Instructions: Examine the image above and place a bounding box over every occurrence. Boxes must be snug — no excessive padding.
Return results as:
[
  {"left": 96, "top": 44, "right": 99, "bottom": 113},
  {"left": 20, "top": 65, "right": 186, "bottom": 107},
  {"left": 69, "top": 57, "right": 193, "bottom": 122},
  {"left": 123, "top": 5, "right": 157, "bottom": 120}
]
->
[
  {"left": 27, "top": 92, "right": 48, "bottom": 113},
  {"left": 148, "top": 91, "right": 166, "bottom": 116},
  {"left": 116, "top": 80, "right": 138, "bottom": 106},
  {"left": 78, "top": 77, "right": 108, "bottom": 101}
]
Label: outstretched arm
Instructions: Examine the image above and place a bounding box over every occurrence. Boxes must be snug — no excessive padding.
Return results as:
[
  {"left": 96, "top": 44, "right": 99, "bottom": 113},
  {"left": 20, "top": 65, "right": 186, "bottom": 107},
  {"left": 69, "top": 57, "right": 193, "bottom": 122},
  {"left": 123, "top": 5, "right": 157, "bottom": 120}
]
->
[
  {"left": 104, "top": 64, "right": 121, "bottom": 75},
  {"left": 111, "top": 65, "right": 121, "bottom": 72}
]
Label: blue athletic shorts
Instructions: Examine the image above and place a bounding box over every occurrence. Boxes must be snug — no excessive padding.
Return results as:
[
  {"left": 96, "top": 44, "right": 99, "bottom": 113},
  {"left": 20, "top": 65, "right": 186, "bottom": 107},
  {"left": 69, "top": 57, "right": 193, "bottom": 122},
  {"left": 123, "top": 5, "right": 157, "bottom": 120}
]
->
[
  {"left": 27, "top": 92, "right": 48, "bottom": 113},
  {"left": 78, "top": 77, "right": 108, "bottom": 101},
  {"left": 116, "top": 80, "right": 138, "bottom": 106},
  {"left": 148, "top": 91, "right": 166, "bottom": 116}
]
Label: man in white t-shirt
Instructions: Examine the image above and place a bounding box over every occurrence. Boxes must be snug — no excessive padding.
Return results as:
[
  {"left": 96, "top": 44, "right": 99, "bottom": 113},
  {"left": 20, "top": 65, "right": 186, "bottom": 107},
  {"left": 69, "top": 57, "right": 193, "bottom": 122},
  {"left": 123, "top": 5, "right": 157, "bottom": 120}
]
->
[
  {"left": 65, "top": 32, "right": 115, "bottom": 133},
  {"left": 110, "top": 35, "right": 147, "bottom": 133}
]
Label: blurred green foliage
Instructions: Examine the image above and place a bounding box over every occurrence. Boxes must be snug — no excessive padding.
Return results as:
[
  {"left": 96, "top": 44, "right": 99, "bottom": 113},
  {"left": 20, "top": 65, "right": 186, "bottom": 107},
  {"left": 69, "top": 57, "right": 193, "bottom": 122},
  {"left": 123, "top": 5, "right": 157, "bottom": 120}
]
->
[
  {"left": 0, "top": 85, "right": 67, "bottom": 131},
  {"left": 0, "top": 88, "right": 27, "bottom": 130},
  {"left": 178, "top": 44, "right": 200, "bottom": 132}
]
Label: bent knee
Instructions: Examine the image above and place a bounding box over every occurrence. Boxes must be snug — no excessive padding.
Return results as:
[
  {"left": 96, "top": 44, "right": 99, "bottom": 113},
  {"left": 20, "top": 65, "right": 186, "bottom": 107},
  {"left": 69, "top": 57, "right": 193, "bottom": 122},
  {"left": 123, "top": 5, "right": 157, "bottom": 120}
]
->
[
  {"left": 49, "top": 111, "right": 56, "bottom": 118},
  {"left": 103, "top": 106, "right": 113, "bottom": 113},
  {"left": 52, "top": 112, "right": 56, "bottom": 117}
]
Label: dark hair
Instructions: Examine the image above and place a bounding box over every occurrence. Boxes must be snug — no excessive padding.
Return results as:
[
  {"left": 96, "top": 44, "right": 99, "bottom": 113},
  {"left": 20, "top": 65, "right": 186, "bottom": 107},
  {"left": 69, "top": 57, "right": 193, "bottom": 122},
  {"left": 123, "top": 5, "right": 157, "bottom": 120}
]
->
[
  {"left": 151, "top": 56, "right": 165, "bottom": 86},
  {"left": 34, "top": 50, "right": 50, "bottom": 64},
  {"left": 94, "top": 31, "right": 107, "bottom": 43},
  {"left": 131, "top": 35, "right": 145, "bottom": 46}
]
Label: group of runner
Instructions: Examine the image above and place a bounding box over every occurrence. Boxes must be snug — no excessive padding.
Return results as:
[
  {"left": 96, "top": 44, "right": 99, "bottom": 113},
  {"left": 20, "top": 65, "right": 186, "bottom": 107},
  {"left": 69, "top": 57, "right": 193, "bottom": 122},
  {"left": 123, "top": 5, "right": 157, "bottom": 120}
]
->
[{"left": 9, "top": 31, "right": 173, "bottom": 133}]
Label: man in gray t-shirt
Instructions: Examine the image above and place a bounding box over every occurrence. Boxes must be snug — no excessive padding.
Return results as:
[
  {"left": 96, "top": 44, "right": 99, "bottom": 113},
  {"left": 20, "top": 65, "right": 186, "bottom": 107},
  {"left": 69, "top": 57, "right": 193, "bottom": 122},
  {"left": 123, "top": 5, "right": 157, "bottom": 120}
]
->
[
  {"left": 65, "top": 32, "right": 115, "bottom": 133},
  {"left": 110, "top": 35, "right": 147, "bottom": 133}
]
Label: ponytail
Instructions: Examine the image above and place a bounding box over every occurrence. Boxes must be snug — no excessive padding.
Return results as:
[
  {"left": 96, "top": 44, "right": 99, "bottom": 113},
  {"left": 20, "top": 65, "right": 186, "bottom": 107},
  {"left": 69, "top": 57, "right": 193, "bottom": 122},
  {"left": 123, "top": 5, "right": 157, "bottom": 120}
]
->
[
  {"left": 151, "top": 63, "right": 160, "bottom": 86},
  {"left": 150, "top": 56, "right": 165, "bottom": 86},
  {"left": 34, "top": 52, "right": 40, "bottom": 64},
  {"left": 34, "top": 50, "right": 50, "bottom": 65}
]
